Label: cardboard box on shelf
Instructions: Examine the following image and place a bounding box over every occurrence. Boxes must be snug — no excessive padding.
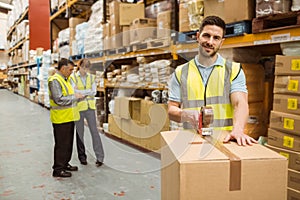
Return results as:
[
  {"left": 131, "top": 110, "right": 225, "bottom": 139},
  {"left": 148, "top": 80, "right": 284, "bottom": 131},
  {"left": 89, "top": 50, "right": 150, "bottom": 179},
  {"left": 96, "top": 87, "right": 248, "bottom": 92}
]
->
[
  {"left": 179, "top": 2, "right": 190, "bottom": 32},
  {"left": 274, "top": 75, "right": 300, "bottom": 95},
  {"left": 268, "top": 128, "right": 300, "bottom": 152},
  {"left": 157, "top": 10, "right": 171, "bottom": 38},
  {"left": 288, "top": 169, "right": 300, "bottom": 191},
  {"left": 204, "top": 0, "right": 255, "bottom": 23},
  {"left": 275, "top": 55, "right": 300, "bottom": 75},
  {"left": 108, "top": 114, "right": 122, "bottom": 138},
  {"left": 288, "top": 188, "right": 300, "bottom": 200},
  {"left": 266, "top": 143, "right": 300, "bottom": 171},
  {"left": 273, "top": 94, "right": 300, "bottom": 115},
  {"left": 119, "top": 3, "right": 145, "bottom": 25},
  {"left": 69, "top": 17, "right": 86, "bottom": 28},
  {"left": 103, "top": 23, "right": 111, "bottom": 38},
  {"left": 122, "top": 25, "right": 130, "bottom": 46},
  {"left": 114, "top": 97, "right": 141, "bottom": 121},
  {"left": 270, "top": 110, "right": 300, "bottom": 135},
  {"left": 130, "top": 18, "right": 157, "bottom": 44},
  {"left": 111, "top": 34, "right": 123, "bottom": 49},
  {"left": 161, "top": 130, "right": 287, "bottom": 200}
]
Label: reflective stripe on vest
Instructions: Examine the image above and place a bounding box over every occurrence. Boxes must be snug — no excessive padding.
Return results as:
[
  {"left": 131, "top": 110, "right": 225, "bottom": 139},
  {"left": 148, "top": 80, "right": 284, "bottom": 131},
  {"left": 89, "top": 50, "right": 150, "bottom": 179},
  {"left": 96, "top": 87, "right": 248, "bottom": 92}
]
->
[
  {"left": 176, "top": 58, "right": 241, "bottom": 130},
  {"left": 48, "top": 74, "right": 79, "bottom": 123},
  {"left": 72, "top": 73, "right": 96, "bottom": 111}
]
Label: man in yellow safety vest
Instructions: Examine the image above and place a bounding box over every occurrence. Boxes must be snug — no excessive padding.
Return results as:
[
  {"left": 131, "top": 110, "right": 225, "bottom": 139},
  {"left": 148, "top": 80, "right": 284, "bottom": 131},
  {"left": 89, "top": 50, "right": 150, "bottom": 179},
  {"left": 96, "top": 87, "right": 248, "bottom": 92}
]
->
[
  {"left": 48, "top": 58, "right": 85, "bottom": 178},
  {"left": 168, "top": 16, "right": 257, "bottom": 146}
]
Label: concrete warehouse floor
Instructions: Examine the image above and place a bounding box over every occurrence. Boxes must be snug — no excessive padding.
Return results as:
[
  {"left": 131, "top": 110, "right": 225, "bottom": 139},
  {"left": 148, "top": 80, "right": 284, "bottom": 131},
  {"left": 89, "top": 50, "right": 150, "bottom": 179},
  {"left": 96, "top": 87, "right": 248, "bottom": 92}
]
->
[{"left": 0, "top": 89, "right": 161, "bottom": 200}]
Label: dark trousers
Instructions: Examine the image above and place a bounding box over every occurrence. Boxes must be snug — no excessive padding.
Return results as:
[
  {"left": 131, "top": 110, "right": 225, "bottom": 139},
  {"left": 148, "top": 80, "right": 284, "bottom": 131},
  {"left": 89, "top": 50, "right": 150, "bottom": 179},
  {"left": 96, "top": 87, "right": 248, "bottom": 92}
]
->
[{"left": 52, "top": 121, "right": 75, "bottom": 172}]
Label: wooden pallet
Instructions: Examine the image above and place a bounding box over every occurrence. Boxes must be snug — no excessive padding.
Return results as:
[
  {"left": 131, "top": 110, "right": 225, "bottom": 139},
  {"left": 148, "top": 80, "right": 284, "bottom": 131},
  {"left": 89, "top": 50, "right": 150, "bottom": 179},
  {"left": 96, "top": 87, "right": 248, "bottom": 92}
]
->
[
  {"left": 252, "top": 11, "right": 300, "bottom": 33},
  {"left": 131, "top": 38, "right": 171, "bottom": 52}
]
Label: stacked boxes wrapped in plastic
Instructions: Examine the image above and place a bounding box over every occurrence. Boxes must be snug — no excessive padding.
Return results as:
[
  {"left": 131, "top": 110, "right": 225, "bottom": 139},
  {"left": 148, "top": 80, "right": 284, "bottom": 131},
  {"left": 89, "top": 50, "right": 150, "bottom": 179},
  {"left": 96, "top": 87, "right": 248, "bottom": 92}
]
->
[
  {"left": 83, "top": 0, "right": 104, "bottom": 54},
  {"left": 38, "top": 50, "right": 52, "bottom": 107}
]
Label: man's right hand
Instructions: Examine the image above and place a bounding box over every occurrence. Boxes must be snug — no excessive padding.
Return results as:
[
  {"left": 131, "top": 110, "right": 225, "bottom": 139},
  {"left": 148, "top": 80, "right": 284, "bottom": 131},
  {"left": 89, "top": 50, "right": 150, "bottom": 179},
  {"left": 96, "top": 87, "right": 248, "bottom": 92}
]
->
[
  {"left": 182, "top": 110, "right": 199, "bottom": 129},
  {"left": 75, "top": 93, "right": 85, "bottom": 99}
]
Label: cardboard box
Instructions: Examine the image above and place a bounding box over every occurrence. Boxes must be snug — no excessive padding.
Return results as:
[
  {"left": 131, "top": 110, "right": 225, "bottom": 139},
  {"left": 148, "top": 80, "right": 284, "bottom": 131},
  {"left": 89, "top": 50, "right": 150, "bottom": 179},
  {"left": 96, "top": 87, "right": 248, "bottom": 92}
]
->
[
  {"left": 204, "top": 0, "right": 255, "bottom": 23},
  {"left": 140, "top": 100, "right": 169, "bottom": 127},
  {"left": 111, "top": 34, "right": 123, "bottom": 49},
  {"left": 119, "top": 3, "right": 145, "bottom": 25},
  {"left": 266, "top": 143, "right": 300, "bottom": 171},
  {"left": 109, "top": 1, "right": 120, "bottom": 19},
  {"left": 130, "top": 18, "right": 157, "bottom": 44},
  {"left": 242, "top": 63, "right": 265, "bottom": 103},
  {"left": 161, "top": 130, "right": 287, "bottom": 200},
  {"left": 289, "top": 169, "right": 300, "bottom": 191},
  {"left": 122, "top": 25, "right": 130, "bottom": 46},
  {"left": 108, "top": 114, "right": 122, "bottom": 138},
  {"left": 157, "top": 10, "right": 171, "bottom": 38},
  {"left": 179, "top": 2, "right": 190, "bottom": 32},
  {"left": 275, "top": 55, "right": 300, "bottom": 75},
  {"left": 114, "top": 97, "right": 141, "bottom": 121},
  {"left": 273, "top": 94, "right": 300, "bottom": 115},
  {"left": 110, "top": 23, "right": 122, "bottom": 35},
  {"left": 69, "top": 17, "right": 86, "bottom": 28},
  {"left": 121, "top": 118, "right": 143, "bottom": 146},
  {"left": 103, "top": 23, "right": 111, "bottom": 38},
  {"left": 103, "top": 36, "right": 111, "bottom": 50},
  {"left": 288, "top": 188, "right": 300, "bottom": 200},
  {"left": 268, "top": 128, "right": 300, "bottom": 152},
  {"left": 274, "top": 75, "right": 300, "bottom": 95},
  {"left": 270, "top": 111, "right": 300, "bottom": 135}
]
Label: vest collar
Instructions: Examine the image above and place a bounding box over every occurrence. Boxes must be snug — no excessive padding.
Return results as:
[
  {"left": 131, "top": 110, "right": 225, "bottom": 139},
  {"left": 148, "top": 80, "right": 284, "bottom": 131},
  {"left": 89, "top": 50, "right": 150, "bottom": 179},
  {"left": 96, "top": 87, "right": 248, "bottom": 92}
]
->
[{"left": 194, "top": 54, "right": 225, "bottom": 68}]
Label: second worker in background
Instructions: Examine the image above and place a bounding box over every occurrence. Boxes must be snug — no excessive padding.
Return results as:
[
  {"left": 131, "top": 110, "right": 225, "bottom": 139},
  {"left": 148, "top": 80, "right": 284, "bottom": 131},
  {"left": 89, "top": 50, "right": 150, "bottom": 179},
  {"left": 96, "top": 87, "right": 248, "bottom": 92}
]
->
[{"left": 71, "top": 58, "right": 105, "bottom": 167}]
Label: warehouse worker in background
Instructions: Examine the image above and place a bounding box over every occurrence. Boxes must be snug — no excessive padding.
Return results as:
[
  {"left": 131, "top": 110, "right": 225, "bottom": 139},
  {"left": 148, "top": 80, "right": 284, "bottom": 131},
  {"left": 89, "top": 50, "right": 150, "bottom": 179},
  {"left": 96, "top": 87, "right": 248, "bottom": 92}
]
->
[
  {"left": 168, "top": 15, "right": 257, "bottom": 146},
  {"left": 70, "top": 58, "right": 104, "bottom": 167},
  {"left": 48, "top": 58, "right": 84, "bottom": 178}
]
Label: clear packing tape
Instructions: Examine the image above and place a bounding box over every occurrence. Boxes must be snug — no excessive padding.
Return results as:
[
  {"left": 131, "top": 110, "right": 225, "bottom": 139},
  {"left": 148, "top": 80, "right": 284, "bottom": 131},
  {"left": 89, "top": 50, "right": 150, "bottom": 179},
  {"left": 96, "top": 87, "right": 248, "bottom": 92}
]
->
[{"left": 187, "top": 0, "right": 204, "bottom": 31}]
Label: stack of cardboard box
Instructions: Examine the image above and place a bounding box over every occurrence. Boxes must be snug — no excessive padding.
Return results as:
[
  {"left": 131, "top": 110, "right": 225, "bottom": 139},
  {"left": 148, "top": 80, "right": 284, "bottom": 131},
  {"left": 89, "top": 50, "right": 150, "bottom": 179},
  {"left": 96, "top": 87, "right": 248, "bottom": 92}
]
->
[
  {"left": 108, "top": 97, "right": 169, "bottom": 151},
  {"left": 267, "top": 55, "right": 300, "bottom": 199}
]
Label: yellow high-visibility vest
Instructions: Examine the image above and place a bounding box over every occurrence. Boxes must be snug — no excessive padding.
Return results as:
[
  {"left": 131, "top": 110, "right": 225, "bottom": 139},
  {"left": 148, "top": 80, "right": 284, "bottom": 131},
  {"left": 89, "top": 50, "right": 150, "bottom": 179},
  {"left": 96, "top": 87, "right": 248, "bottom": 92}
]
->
[
  {"left": 175, "top": 58, "right": 241, "bottom": 130},
  {"left": 71, "top": 73, "right": 96, "bottom": 111},
  {"left": 48, "top": 74, "right": 79, "bottom": 123}
]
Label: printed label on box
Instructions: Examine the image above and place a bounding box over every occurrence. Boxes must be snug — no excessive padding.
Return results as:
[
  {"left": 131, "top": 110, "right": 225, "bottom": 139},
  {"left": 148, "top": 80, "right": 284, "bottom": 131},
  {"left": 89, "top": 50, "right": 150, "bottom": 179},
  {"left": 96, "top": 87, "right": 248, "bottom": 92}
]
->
[
  {"left": 284, "top": 118, "right": 295, "bottom": 130},
  {"left": 279, "top": 152, "right": 290, "bottom": 159},
  {"left": 288, "top": 98, "right": 298, "bottom": 110},
  {"left": 288, "top": 80, "right": 299, "bottom": 92},
  {"left": 291, "top": 60, "right": 300, "bottom": 71},
  {"left": 283, "top": 135, "right": 294, "bottom": 148}
]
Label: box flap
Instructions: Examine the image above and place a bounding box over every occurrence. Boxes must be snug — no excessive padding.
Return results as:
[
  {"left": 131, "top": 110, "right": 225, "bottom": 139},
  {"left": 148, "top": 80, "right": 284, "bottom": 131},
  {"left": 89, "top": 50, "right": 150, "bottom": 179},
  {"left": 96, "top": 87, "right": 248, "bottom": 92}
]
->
[{"left": 161, "top": 130, "right": 286, "bottom": 163}]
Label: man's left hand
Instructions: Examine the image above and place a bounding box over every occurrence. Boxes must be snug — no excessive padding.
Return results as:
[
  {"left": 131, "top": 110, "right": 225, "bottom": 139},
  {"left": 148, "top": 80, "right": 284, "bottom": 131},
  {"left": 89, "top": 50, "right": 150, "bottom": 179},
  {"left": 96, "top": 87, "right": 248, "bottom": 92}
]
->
[{"left": 223, "top": 131, "right": 258, "bottom": 146}]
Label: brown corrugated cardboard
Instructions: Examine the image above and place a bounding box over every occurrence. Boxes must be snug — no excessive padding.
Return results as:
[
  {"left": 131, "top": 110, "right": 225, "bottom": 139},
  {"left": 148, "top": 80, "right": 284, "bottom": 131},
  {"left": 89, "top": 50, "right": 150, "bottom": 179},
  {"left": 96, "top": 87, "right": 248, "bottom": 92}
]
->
[
  {"left": 204, "top": 0, "right": 254, "bottom": 23},
  {"left": 274, "top": 75, "right": 300, "bottom": 95},
  {"left": 121, "top": 118, "right": 142, "bottom": 146},
  {"left": 273, "top": 94, "right": 300, "bottom": 115},
  {"left": 161, "top": 130, "right": 287, "bottom": 200},
  {"left": 114, "top": 97, "right": 141, "bottom": 121},
  {"left": 268, "top": 128, "right": 300, "bottom": 152},
  {"left": 140, "top": 100, "right": 169, "bottom": 128},
  {"left": 108, "top": 114, "right": 122, "bottom": 138},
  {"left": 289, "top": 169, "right": 300, "bottom": 191},
  {"left": 130, "top": 18, "right": 157, "bottom": 44},
  {"left": 275, "top": 55, "right": 300, "bottom": 75},
  {"left": 69, "top": 17, "right": 86, "bottom": 28},
  {"left": 266, "top": 143, "right": 300, "bottom": 171},
  {"left": 119, "top": 3, "right": 145, "bottom": 25},
  {"left": 109, "top": 1, "right": 120, "bottom": 19},
  {"left": 288, "top": 188, "right": 300, "bottom": 200},
  {"left": 179, "top": 2, "right": 190, "bottom": 32},
  {"left": 122, "top": 25, "right": 130, "bottom": 46},
  {"left": 270, "top": 111, "right": 300, "bottom": 135},
  {"left": 111, "top": 34, "right": 123, "bottom": 49},
  {"left": 103, "top": 23, "right": 111, "bottom": 38},
  {"left": 157, "top": 10, "right": 171, "bottom": 38}
]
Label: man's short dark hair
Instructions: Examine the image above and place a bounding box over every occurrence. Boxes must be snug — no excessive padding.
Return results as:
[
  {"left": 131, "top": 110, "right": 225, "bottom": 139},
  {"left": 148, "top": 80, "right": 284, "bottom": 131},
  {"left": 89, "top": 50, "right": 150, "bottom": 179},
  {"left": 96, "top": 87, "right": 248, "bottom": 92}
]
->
[
  {"left": 57, "top": 58, "right": 74, "bottom": 70},
  {"left": 199, "top": 16, "right": 226, "bottom": 38}
]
